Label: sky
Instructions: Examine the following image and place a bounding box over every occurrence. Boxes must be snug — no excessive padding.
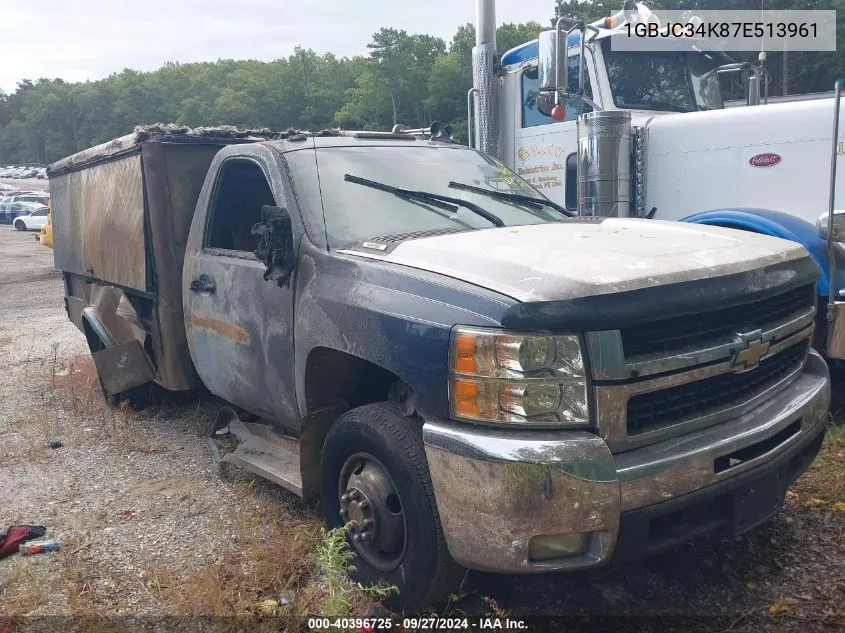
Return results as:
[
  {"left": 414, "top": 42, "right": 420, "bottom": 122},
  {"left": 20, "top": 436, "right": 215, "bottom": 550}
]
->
[{"left": 0, "top": 0, "right": 555, "bottom": 93}]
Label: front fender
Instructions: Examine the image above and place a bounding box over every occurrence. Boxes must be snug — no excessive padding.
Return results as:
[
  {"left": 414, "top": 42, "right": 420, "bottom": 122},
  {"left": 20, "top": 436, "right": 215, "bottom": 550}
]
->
[
  {"left": 293, "top": 241, "right": 515, "bottom": 420},
  {"left": 681, "top": 208, "right": 841, "bottom": 297}
]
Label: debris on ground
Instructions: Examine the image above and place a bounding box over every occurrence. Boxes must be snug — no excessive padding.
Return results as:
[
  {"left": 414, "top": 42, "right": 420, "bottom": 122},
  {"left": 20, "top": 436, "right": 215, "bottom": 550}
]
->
[
  {"left": 18, "top": 540, "right": 62, "bottom": 556},
  {"left": 0, "top": 526, "right": 46, "bottom": 559}
]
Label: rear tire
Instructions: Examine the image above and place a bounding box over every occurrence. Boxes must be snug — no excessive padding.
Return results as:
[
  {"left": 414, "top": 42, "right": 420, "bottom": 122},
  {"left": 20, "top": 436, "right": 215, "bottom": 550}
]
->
[
  {"left": 14, "top": 220, "right": 25, "bottom": 231},
  {"left": 320, "top": 402, "right": 463, "bottom": 612}
]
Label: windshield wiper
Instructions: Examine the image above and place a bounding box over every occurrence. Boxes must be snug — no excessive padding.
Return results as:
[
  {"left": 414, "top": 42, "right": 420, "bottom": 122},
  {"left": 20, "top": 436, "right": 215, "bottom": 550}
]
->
[
  {"left": 344, "top": 174, "right": 505, "bottom": 227},
  {"left": 448, "top": 181, "right": 574, "bottom": 218}
]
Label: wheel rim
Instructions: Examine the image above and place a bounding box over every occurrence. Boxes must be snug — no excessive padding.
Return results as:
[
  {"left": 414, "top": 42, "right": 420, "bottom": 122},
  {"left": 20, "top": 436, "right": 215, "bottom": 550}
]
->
[{"left": 337, "top": 452, "right": 407, "bottom": 572}]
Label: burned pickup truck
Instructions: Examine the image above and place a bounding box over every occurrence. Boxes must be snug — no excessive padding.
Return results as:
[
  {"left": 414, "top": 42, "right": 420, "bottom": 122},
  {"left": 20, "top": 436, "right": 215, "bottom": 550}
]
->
[{"left": 48, "top": 124, "right": 830, "bottom": 610}]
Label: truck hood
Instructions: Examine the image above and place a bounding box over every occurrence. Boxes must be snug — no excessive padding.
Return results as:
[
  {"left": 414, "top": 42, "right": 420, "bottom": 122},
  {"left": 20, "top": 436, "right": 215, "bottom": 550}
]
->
[
  {"left": 369, "top": 219, "right": 807, "bottom": 302},
  {"left": 643, "top": 98, "right": 843, "bottom": 226}
]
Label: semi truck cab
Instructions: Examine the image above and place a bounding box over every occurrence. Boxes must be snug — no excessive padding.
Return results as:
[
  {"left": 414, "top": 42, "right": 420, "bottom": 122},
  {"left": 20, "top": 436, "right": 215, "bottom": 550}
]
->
[{"left": 471, "top": 0, "right": 845, "bottom": 365}]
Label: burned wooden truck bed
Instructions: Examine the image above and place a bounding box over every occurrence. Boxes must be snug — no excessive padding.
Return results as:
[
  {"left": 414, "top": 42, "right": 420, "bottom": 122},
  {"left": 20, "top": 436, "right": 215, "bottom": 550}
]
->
[{"left": 48, "top": 125, "right": 276, "bottom": 394}]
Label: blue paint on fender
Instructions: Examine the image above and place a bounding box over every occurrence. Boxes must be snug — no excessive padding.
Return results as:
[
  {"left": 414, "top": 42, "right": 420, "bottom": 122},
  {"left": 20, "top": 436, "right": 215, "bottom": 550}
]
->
[{"left": 681, "top": 208, "right": 843, "bottom": 297}]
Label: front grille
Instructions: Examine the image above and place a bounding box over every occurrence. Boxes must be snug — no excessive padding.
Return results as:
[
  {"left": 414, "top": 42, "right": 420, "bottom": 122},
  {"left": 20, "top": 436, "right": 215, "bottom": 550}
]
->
[
  {"left": 621, "top": 284, "right": 815, "bottom": 358},
  {"left": 626, "top": 341, "right": 809, "bottom": 436}
]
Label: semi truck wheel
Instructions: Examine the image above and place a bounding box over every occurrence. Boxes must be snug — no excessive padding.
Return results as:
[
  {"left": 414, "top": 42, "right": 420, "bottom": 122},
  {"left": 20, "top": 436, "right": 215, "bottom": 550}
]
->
[{"left": 320, "top": 402, "right": 463, "bottom": 611}]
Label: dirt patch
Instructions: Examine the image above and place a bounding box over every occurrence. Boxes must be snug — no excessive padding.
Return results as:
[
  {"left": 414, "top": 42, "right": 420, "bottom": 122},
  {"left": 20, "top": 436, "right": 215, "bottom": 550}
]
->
[
  {"left": 128, "top": 477, "right": 198, "bottom": 499},
  {"left": 0, "top": 269, "right": 61, "bottom": 287}
]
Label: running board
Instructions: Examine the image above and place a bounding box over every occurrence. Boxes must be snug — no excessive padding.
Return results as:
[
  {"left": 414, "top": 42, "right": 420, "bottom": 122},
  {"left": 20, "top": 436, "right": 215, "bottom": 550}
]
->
[{"left": 209, "top": 407, "right": 303, "bottom": 496}]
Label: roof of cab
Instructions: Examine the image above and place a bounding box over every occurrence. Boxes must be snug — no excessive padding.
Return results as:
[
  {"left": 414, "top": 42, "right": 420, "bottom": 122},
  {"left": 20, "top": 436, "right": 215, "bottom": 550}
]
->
[
  {"left": 500, "top": 32, "right": 584, "bottom": 67},
  {"left": 48, "top": 123, "right": 278, "bottom": 176},
  {"left": 265, "top": 134, "right": 469, "bottom": 153},
  {"left": 49, "top": 124, "right": 465, "bottom": 174}
]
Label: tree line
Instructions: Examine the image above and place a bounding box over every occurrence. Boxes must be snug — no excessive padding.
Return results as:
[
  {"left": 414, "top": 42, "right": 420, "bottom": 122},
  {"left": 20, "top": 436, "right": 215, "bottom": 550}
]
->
[{"left": 1, "top": 0, "right": 843, "bottom": 164}]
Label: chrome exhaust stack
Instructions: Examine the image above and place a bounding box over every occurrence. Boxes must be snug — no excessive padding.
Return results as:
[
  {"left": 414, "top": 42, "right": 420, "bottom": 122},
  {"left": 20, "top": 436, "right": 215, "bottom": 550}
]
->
[
  {"left": 823, "top": 80, "right": 845, "bottom": 358},
  {"left": 576, "top": 110, "right": 633, "bottom": 217},
  {"left": 472, "top": 0, "right": 502, "bottom": 160}
]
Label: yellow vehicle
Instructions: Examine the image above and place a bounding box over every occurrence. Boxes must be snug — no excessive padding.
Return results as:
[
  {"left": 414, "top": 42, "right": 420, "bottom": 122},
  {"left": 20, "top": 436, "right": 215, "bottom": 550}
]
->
[{"left": 39, "top": 199, "right": 53, "bottom": 248}]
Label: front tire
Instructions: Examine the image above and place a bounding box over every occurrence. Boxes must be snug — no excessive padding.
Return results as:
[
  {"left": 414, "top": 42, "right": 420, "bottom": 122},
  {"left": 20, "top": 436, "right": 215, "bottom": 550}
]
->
[
  {"left": 320, "top": 402, "right": 462, "bottom": 612},
  {"left": 14, "top": 220, "right": 26, "bottom": 231}
]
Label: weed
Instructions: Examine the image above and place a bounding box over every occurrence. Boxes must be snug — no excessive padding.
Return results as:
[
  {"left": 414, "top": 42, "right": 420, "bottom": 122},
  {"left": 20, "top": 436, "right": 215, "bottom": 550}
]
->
[
  {"left": 791, "top": 421, "right": 845, "bottom": 503},
  {"left": 0, "top": 559, "right": 43, "bottom": 614},
  {"left": 137, "top": 483, "right": 387, "bottom": 631}
]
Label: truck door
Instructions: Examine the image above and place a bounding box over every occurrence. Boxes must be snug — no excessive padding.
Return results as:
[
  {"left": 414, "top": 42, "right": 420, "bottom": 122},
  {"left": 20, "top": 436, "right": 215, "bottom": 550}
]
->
[
  {"left": 512, "top": 53, "right": 596, "bottom": 212},
  {"left": 183, "top": 154, "right": 299, "bottom": 427}
]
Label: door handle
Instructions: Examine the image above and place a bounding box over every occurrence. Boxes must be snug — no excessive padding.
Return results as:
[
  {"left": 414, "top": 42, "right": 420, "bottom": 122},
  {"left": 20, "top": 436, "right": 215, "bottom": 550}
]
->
[{"left": 190, "top": 273, "right": 216, "bottom": 293}]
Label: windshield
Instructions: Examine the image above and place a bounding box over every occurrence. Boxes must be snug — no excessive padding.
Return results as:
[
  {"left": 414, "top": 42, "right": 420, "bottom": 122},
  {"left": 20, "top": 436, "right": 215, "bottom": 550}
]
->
[
  {"left": 602, "top": 39, "right": 723, "bottom": 112},
  {"left": 306, "top": 146, "right": 564, "bottom": 249}
]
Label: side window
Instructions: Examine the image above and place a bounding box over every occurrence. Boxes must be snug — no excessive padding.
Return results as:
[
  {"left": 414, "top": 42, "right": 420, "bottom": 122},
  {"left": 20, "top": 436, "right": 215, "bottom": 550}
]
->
[
  {"left": 522, "top": 56, "right": 594, "bottom": 128},
  {"left": 33, "top": 209, "right": 48, "bottom": 216},
  {"left": 206, "top": 160, "right": 276, "bottom": 252}
]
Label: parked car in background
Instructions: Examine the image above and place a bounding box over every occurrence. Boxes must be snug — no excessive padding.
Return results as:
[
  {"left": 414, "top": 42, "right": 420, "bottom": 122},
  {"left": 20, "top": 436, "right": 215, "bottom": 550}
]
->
[
  {"left": 13, "top": 204, "right": 49, "bottom": 231},
  {"left": 1, "top": 201, "right": 48, "bottom": 224},
  {"left": 1, "top": 192, "right": 50, "bottom": 207},
  {"left": 0, "top": 165, "right": 48, "bottom": 179}
]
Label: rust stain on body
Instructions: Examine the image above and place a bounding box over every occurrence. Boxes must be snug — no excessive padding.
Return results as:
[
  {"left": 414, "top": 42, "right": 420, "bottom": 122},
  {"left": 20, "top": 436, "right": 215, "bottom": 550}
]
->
[{"left": 190, "top": 315, "right": 251, "bottom": 344}]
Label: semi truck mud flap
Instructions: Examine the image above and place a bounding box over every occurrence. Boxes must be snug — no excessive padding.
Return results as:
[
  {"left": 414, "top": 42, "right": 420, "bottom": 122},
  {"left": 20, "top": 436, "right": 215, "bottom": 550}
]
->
[
  {"left": 826, "top": 302, "right": 845, "bottom": 359},
  {"left": 91, "top": 340, "right": 155, "bottom": 394}
]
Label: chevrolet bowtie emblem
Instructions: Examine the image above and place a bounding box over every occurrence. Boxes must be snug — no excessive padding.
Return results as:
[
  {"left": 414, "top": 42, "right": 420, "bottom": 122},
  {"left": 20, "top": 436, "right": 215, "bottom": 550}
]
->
[{"left": 732, "top": 333, "right": 771, "bottom": 372}]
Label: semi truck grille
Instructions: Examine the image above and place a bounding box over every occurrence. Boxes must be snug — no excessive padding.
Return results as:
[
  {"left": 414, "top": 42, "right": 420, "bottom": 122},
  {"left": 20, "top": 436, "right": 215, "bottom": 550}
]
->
[
  {"left": 626, "top": 341, "right": 809, "bottom": 436},
  {"left": 621, "top": 284, "right": 815, "bottom": 358}
]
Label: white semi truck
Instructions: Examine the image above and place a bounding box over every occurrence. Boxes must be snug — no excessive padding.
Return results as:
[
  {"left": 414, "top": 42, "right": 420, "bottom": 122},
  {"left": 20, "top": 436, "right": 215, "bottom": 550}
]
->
[{"left": 468, "top": 0, "right": 845, "bottom": 361}]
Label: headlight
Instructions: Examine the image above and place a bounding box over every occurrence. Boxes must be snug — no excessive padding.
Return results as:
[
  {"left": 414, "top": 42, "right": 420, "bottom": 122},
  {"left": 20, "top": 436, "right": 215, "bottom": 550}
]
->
[{"left": 448, "top": 326, "right": 589, "bottom": 427}]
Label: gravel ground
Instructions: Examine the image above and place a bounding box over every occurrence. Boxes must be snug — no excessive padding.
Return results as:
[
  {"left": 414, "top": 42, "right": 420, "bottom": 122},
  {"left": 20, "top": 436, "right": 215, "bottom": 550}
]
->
[
  {"left": 0, "top": 225, "right": 303, "bottom": 622},
  {"left": 0, "top": 223, "right": 842, "bottom": 632}
]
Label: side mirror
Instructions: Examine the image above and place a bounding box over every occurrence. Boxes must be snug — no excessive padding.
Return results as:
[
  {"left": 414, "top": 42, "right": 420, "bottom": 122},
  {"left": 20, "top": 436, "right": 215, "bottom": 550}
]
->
[
  {"left": 251, "top": 205, "right": 296, "bottom": 287},
  {"left": 817, "top": 210, "right": 845, "bottom": 241},
  {"left": 538, "top": 29, "right": 566, "bottom": 94}
]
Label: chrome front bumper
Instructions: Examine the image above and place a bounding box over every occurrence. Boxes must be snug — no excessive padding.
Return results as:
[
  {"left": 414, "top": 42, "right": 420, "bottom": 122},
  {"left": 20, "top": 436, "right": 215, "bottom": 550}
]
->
[{"left": 422, "top": 350, "right": 830, "bottom": 574}]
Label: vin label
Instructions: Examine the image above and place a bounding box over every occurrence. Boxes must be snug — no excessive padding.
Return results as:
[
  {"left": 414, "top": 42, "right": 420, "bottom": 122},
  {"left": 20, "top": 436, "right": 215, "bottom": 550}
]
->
[{"left": 610, "top": 10, "right": 836, "bottom": 52}]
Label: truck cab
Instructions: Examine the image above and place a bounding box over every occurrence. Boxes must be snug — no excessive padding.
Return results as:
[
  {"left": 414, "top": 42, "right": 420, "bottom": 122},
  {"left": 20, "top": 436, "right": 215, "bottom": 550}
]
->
[{"left": 500, "top": 30, "right": 725, "bottom": 201}]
